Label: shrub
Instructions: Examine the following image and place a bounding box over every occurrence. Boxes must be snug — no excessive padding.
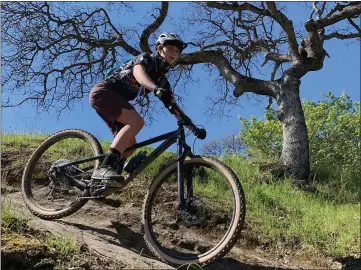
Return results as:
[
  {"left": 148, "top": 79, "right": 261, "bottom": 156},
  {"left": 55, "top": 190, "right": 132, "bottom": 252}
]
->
[{"left": 237, "top": 92, "right": 360, "bottom": 202}]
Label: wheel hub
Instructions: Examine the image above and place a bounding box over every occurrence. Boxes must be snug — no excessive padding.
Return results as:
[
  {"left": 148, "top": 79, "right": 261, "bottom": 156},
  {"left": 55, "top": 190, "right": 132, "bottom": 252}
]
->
[{"left": 179, "top": 197, "right": 207, "bottom": 227}]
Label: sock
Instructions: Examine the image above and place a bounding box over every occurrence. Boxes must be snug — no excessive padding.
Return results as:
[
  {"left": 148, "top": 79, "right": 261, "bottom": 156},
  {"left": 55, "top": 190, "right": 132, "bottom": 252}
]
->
[{"left": 101, "top": 148, "right": 122, "bottom": 167}]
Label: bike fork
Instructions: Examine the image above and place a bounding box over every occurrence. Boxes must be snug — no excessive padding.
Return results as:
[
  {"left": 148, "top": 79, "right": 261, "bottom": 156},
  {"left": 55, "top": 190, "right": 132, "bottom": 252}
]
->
[
  {"left": 177, "top": 129, "right": 193, "bottom": 210},
  {"left": 177, "top": 142, "right": 185, "bottom": 209}
]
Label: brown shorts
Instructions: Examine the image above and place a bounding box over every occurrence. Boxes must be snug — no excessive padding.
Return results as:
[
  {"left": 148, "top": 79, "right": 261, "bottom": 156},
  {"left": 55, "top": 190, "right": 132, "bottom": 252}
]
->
[{"left": 89, "top": 81, "right": 136, "bottom": 136}]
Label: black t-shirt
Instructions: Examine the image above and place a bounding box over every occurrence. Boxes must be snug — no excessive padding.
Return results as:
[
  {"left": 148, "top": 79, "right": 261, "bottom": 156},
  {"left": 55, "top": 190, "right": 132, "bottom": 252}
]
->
[{"left": 104, "top": 52, "right": 171, "bottom": 101}]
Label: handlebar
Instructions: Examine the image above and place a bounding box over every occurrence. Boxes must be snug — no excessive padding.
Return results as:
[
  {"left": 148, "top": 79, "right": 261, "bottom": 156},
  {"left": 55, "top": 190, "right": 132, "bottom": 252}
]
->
[{"left": 167, "top": 103, "right": 206, "bottom": 140}]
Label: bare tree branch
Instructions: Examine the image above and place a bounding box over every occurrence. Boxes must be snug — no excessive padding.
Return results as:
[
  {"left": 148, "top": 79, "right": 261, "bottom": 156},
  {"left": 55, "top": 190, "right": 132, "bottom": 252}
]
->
[
  {"left": 271, "top": 62, "right": 281, "bottom": 81},
  {"left": 2, "top": 96, "right": 42, "bottom": 108},
  {"left": 310, "top": 1, "right": 327, "bottom": 20},
  {"left": 2, "top": 1, "right": 360, "bottom": 116},
  {"left": 265, "top": 2, "right": 300, "bottom": 61},
  {"left": 179, "top": 50, "right": 277, "bottom": 98},
  {"left": 207, "top": 2, "right": 300, "bottom": 61},
  {"left": 262, "top": 52, "right": 291, "bottom": 65},
  {"left": 1, "top": 2, "right": 139, "bottom": 113},
  {"left": 324, "top": 31, "right": 361, "bottom": 40},
  {"left": 324, "top": 2, "right": 358, "bottom": 18},
  {"left": 201, "top": 41, "right": 232, "bottom": 50},
  {"left": 139, "top": 2, "right": 169, "bottom": 53},
  {"left": 316, "top": 2, "right": 361, "bottom": 29},
  {"left": 347, "top": 17, "right": 361, "bottom": 32},
  {"left": 320, "top": 15, "right": 361, "bottom": 40},
  {"left": 206, "top": 2, "right": 270, "bottom": 16}
]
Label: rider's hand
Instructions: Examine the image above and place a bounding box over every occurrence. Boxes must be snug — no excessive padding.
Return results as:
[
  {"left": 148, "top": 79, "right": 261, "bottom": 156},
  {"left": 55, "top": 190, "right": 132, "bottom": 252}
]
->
[
  {"left": 194, "top": 128, "right": 206, "bottom": 140},
  {"left": 154, "top": 86, "right": 172, "bottom": 105}
]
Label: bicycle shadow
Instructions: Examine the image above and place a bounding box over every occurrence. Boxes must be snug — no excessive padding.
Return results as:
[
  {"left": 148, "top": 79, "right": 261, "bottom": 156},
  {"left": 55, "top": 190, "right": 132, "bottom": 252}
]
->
[
  {"left": 205, "top": 258, "right": 290, "bottom": 270},
  {"left": 55, "top": 220, "right": 292, "bottom": 270},
  {"left": 56, "top": 220, "right": 155, "bottom": 259}
]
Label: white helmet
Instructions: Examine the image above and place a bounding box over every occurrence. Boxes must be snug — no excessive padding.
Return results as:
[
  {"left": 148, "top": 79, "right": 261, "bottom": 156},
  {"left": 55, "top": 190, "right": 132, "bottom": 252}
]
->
[{"left": 156, "top": 32, "right": 187, "bottom": 52}]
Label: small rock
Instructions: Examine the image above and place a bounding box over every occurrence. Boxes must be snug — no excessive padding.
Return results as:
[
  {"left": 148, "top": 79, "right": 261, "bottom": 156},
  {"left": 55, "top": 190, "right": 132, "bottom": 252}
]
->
[
  {"left": 330, "top": 261, "right": 342, "bottom": 269},
  {"left": 33, "top": 258, "right": 55, "bottom": 268},
  {"left": 170, "top": 239, "right": 178, "bottom": 245},
  {"left": 79, "top": 243, "right": 88, "bottom": 252},
  {"left": 80, "top": 261, "right": 90, "bottom": 269},
  {"left": 168, "top": 222, "right": 179, "bottom": 230}
]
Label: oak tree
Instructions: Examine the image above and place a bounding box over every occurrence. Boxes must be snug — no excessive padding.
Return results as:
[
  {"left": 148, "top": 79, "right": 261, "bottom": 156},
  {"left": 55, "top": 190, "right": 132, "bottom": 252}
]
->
[{"left": 2, "top": 1, "right": 360, "bottom": 179}]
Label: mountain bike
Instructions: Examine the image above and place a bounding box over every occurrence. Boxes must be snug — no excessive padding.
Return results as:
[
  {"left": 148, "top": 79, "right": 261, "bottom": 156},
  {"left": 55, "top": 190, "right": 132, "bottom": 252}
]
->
[{"left": 21, "top": 104, "right": 246, "bottom": 267}]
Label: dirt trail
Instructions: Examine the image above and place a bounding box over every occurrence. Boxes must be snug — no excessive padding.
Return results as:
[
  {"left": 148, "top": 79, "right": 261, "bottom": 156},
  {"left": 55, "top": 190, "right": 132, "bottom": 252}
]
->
[{"left": 5, "top": 189, "right": 345, "bottom": 270}]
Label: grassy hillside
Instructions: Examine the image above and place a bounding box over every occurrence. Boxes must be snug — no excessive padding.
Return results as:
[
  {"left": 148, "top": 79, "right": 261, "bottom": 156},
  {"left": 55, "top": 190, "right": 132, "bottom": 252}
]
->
[
  {"left": 1, "top": 199, "right": 125, "bottom": 269},
  {"left": 1, "top": 132, "right": 360, "bottom": 263}
]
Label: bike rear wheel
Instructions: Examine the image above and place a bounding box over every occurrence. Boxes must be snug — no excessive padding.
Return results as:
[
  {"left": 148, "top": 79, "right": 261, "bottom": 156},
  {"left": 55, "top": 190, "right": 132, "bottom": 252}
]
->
[
  {"left": 142, "top": 155, "right": 246, "bottom": 267},
  {"left": 21, "top": 129, "right": 103, "bottom": 220}
]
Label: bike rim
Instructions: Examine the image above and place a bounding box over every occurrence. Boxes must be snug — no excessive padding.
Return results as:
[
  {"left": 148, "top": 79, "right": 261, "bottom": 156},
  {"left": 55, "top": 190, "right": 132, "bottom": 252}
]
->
[
  {"left": 144, "top": 159, "right": 241, "bottom": 264},
  {"left": 25, "top": 134, "right": 98, "bottom": 212}
]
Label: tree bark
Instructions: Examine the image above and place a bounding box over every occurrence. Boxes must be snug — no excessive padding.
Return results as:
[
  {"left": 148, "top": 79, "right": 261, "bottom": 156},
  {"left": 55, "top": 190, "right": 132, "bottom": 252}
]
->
[{"left": 274, "top": 74, "right": 310, "bottom": 179}]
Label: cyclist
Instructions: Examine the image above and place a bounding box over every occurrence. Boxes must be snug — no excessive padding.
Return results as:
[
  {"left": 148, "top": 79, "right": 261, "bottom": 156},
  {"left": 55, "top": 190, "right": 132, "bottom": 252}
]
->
[{"left": 89, "top": 32, "right": 206, "bottom": 186}]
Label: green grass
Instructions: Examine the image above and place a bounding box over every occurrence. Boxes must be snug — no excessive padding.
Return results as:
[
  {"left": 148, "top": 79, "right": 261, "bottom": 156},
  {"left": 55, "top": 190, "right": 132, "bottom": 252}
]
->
[
  {"left": 1, "top": 200, "right": 29, "bottom": 234},
  {"left": 2, "top": 133, "right": 359, "bottom": 259},
  {"left": 178, "top": 262, "right": 205, "bottom": 269},
  {"left": 222, "top": 155, "right": 360, "bottom": 258},
  {"left": 193, "top": 170, "right": 233, "bottom": 211},
  {"left": 2, "top": 132, "right": 49, "bottom": 152},
  {"left": 312, "top": 170, "right": 360, "bottom": 204},
  {"left": 46, "top": 234, "right": 80, "bottom": 257},
  {"left": 1, "top": 199, "right": 80, "bottom": 264}
]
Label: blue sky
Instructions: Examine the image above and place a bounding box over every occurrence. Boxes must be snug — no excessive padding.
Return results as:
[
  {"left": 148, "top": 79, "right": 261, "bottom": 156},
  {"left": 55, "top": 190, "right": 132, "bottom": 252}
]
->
[{"left": 2, "top": 2, "right": 360, "bottom": 153}]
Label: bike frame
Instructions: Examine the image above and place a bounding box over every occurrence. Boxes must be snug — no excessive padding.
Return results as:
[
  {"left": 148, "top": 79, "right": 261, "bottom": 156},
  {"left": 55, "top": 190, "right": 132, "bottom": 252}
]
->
[{"left": 57, "top": 120, "right": 195, "bottom": 209}]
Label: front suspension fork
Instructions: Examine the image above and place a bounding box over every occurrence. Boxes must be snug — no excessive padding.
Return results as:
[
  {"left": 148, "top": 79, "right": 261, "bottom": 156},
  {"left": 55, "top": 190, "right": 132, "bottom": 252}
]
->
[{"left": 177, "top": 134, "right": 194, "bottom": 210}]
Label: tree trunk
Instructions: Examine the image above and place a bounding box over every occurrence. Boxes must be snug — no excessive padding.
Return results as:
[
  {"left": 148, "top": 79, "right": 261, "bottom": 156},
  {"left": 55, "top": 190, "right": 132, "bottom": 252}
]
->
[{"left": 274, "top": 75, "right": 310, "bottom": 180}]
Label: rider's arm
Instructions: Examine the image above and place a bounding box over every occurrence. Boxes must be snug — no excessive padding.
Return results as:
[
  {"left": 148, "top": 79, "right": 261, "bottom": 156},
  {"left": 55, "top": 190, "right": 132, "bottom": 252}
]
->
[
  {"left": 133, "top": 65, "right": 157, "bottom": 91},
  {"left": 169, "top": 95, "right": 196, "bottom": 131},
  {"left": 153, "top": 76, "right": 195, "bottom": 130}
]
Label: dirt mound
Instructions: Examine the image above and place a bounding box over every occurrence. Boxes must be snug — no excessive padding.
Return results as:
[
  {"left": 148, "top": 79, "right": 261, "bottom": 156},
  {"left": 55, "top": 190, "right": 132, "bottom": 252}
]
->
[
  {"left": 2, "top": 233, "right": 54, "bottom": 270},
  {"left": 1, "top": 229, "right": 128, "bottom": 270},
  {"left": 1, "top": 150, "right": 32, "bottom": 193},
  {"left": 1, "top": 150, "right": 351, "bottom": 269}
]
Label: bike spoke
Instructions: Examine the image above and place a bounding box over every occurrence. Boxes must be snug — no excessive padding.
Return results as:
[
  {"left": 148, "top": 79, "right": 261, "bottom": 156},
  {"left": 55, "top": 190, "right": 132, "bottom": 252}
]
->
[{"left": 29, "top": 137, "right": 95, "bottom": 211}]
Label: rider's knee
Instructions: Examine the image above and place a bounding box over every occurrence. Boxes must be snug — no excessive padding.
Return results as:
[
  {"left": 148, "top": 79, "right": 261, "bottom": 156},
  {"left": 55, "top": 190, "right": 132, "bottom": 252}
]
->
[{"left": 129, "top": 116, "right": 144, "bottom": 133}]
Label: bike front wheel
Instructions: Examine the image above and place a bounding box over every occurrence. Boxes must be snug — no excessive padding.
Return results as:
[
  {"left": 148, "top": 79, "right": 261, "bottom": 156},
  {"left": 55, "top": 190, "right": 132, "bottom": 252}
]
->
[
  {"left": 142, "top": 155, "right": 246, "bottom": 267},
  {"left": 22, "top": 129, "right": 103, "bottom": 220}
]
